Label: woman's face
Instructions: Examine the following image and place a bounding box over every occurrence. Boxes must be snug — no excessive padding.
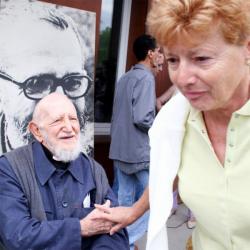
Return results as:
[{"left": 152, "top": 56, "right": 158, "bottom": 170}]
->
[{"left": 165, "top": 28, "right": 250, "bottom": 111}]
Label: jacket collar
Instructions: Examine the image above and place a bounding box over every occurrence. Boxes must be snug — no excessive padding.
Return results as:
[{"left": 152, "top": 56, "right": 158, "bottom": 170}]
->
[
  {"left": 32, "top": 142, "right": 89, "bottom": 186},
  {"left": 133, "top": 63, "right": 154, "bottom": 76}
]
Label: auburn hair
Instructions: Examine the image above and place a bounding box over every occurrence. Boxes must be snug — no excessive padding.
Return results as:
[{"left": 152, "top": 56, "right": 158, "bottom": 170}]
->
[{"left": 147, "top": 0, "right": 250, "bottom": 46}]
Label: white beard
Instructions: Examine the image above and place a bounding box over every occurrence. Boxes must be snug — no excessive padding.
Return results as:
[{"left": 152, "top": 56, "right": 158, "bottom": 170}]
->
[
  {"left": 52, "top": 140, "right": 81, "bottom": 162},
  {"left": 42, "top": 131, "right": 81, "bottom": 162}
]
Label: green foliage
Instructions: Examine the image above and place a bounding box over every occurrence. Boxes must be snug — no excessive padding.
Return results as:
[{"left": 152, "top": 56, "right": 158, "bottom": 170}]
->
[{"left": 98, "top": 27, "right": 111, "bottom": 64}]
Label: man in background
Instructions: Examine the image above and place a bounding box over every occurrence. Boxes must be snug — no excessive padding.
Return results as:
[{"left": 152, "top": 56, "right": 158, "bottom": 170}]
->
[
  {"left": 109, "top": 34, "right": 160, "bottom": 250},
  {"left": 0, "top": 1, "right": 93, "bottom": 154}
]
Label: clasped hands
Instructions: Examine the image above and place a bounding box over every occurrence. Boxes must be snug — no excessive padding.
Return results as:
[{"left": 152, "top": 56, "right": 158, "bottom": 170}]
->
[{"left": 80, "top": 200, "right": 134, "bottom": 237}]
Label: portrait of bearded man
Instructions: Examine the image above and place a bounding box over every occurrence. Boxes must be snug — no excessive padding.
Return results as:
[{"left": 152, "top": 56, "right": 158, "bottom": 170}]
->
[{"left": 0, "top": 0, "right": 95, "bottom": 154}]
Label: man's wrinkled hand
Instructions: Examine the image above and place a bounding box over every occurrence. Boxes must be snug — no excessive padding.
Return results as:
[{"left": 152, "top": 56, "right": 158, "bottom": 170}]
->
[{"left": 80, "top": 200, "right": 113, "bottom": 237}]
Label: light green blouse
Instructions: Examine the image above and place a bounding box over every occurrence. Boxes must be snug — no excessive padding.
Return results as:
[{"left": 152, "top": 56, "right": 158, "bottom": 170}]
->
[{"left": 178, "top": 100, "right": 250, "bottom": 250}]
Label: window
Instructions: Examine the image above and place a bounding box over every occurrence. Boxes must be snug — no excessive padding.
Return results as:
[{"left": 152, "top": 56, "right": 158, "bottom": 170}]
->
[{"left": 94, "top": 0, "right": 124, "bottom": 123}]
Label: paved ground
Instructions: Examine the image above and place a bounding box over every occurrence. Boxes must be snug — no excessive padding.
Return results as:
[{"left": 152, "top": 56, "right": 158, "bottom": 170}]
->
[{"left": 136, "top": 203, "right": 193, "bottom": 250}]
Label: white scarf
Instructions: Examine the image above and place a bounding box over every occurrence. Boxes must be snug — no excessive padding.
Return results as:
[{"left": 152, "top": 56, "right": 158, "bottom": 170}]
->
[{"left": 146, "top": 93, "right": 190, "bottom": 250}]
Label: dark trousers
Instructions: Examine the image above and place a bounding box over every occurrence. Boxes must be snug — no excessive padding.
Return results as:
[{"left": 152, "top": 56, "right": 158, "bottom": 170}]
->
[{"left": 82, "top": 229, "right": 129, "bottom": 250}]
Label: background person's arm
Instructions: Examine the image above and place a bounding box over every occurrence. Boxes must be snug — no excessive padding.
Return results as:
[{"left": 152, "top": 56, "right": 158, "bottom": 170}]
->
[
  {"left": 156, "top": 85, "right": 177, "bottom": 111},
  {"left": 132, "top": 77, "right": 156, "bottom": 132}
]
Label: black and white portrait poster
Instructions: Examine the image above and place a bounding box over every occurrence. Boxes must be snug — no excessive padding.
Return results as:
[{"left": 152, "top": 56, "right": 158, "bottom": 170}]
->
[{"left": 0, "top": 0, "right": 95, "bottom": 154}]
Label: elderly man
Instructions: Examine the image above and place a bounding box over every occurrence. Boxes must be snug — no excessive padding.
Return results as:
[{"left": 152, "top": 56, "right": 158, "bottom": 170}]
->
[
  {"left": 0, "top": 93, "right": 129, "bottom": 250},
  {"left": 0, "top": 1, "right": 93, "bottom": 154}
]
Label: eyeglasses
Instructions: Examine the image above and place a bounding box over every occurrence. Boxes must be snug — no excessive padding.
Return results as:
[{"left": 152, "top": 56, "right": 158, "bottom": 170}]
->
[{"left": 0, "top": 71, "right": 92, "bottom": 100}]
